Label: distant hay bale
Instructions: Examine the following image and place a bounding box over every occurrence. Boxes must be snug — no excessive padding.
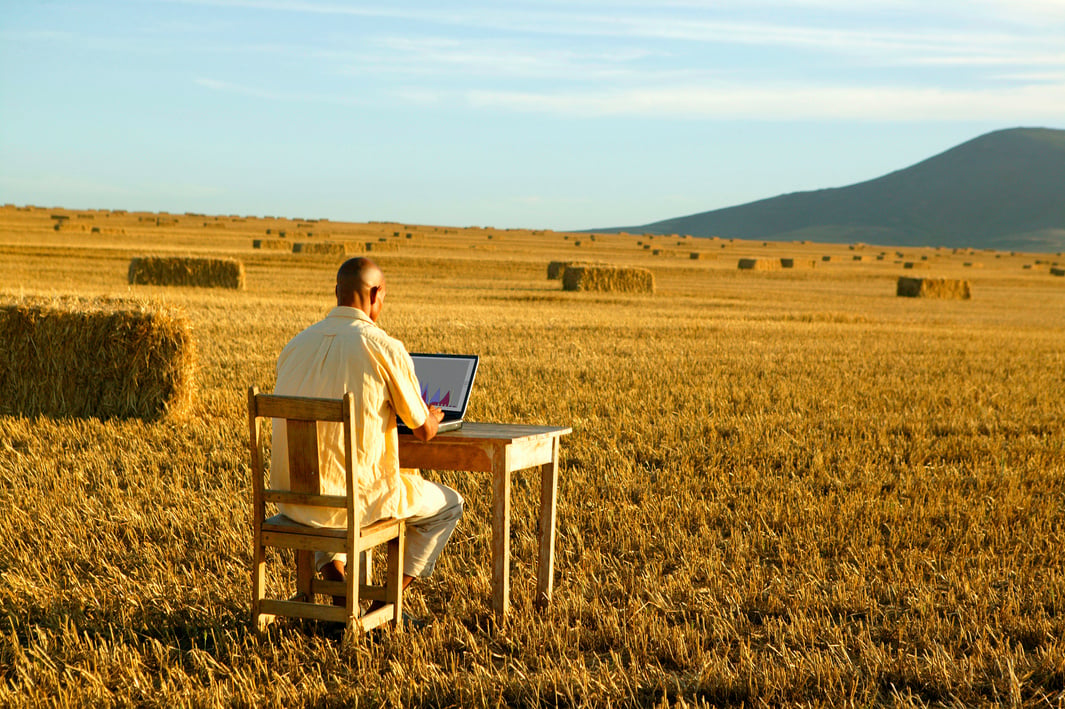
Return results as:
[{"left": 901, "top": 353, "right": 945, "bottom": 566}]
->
[
  {"left": 738, "top": 258, "right": 780, "bottom": 271},
  {"left": 903, "top": 262, "right": 924, "bottom": 269},
  {"left": 292, "top": 241, "right": 361, "bottom": 256},
  {"left": 822, "top": 256, "right": 832, "bottom": 262},
  {"left": 562, "top": 265, "right": 654, "bottom": 294},
  {"left": 54, "top": 222, "right": 89, "bottom": 233},
  {"left": 253, "top": 239, "right": 290, "bottom": 250},
  {"left": 896, "top": 277, "right": 971, "bottom": 300},
  {"left": 0, "top": 296, "right": 195, "bottom": 420},
  {"left": 852, "top": 255, "right": 865, "bottom": 261},
  {"left": 780, "top": 258, "right": 816, "bottom": 269},
  {"left": 128, "top": 256, "right": 246, "bottom": 289},
  {"left": 1051, "top": 267, "right": 1065, "bottom": 277},
  {"left": 963, "top": 262, "right": 983, "bottom": 268},
  {"left": 364, "top": 240, "right": 399, "bottom": 253},
  {"left": 689, "top": 252, "right": 716, "bottom": 260}
]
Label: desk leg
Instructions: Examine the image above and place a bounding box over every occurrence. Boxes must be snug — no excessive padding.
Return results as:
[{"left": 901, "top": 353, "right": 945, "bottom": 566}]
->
[
  {"left": 537, "top": 437, "right": 560, "bottom": 610},
  {"left": 491, "top": 462, "right": 511, "bottom": 619}
]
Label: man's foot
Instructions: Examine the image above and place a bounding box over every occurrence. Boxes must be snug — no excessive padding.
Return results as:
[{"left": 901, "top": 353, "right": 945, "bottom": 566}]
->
[{"left": 401, "top": 612, "right": 429, "bottom": 630}]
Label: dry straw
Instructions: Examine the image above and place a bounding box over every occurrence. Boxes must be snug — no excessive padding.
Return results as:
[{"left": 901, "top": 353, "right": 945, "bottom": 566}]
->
[
  {"left": 738, "top": 258, "right": 781, "bottom": 271},
  {"left": 252, "top": 239, "right": 291, "bottom": 251},
  {"left": 562, "top": 265, "right": 655, "bottom": 294},
  {"left": 292, "top": 241, "right": 362, "bottom": 256},
  {"left": 128, "top": 256, "right": 246, "bottom": 290},
  {"left": 896, "top": 276, "right": 971, "bottom": 299},
  {"left": 0, "top": 295, "right": 195, "bottom": 420}
]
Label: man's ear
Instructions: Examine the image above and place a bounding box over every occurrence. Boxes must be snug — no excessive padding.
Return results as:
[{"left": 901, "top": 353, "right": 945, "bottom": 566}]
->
[{"left": 369, "top": 285, "right": 380, "bottom": 304}]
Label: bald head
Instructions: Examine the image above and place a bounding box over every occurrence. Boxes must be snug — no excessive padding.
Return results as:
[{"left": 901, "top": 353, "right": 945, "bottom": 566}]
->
[{"left": 336, "top": 257, "right": 386, "bottom": 320}]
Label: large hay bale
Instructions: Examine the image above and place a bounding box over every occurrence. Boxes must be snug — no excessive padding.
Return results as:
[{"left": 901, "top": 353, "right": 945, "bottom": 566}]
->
[
  {"left": 896, "top": 277, "right": 971, "bottom": 300},
  {"left": 253, "top": 239, "right": 291, "bottom": 250},
  {"left": 292, "top": 241, "right": 361, "bottom": 256},
  {"left": 0, "top": 296, "right": 195, "bottom": 420},
  {"left": 780, "top": 258, "right": 817, "bottom": 269},
  {"left": 738, "top": 258, "right": 780, "bottom": 271},
  {"left": 1051, "top": 267, "right": 1065, "bottom": 277},
  {"left": 562, "top": 265, "right": 654, "bottom": 294},
  {"left": 128, "top": 256, "right": 246, "bottom": 289}
]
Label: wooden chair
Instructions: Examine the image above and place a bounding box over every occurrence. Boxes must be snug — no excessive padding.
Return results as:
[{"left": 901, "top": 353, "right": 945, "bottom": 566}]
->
[{"left": 247, "top": 386, "right": 405, "bottom": 637}]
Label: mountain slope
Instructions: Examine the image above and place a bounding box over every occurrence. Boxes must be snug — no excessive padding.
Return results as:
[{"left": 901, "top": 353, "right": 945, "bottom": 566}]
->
[{"left": 600, "top": 128, "right": 1065, "bottom": 252}]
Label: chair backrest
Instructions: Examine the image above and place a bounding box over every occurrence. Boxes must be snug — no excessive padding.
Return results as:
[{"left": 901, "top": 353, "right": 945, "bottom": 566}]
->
[{"left": 247, "top": 386, "right": 358, "bottom": 529}]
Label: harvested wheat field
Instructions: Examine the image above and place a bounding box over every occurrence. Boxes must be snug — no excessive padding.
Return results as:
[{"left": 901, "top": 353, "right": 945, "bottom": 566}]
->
[{"left": 1, "top": 204, "right": 1064, "bottom": 707}]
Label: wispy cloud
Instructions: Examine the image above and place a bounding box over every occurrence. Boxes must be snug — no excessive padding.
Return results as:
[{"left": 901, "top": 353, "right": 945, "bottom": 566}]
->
[{"left": 464, "top": 81, "right": 1065, "bottom": 121}]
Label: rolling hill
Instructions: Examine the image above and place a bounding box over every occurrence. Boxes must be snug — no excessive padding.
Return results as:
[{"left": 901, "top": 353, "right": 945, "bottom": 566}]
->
[{"left": 597, "top": 127, "right": 1065, "bottom": 253}]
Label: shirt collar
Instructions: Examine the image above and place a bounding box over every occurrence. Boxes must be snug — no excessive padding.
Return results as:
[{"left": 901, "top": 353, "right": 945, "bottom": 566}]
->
[{"left": 327, "top": 306, "right": 374, "bottom": 324}]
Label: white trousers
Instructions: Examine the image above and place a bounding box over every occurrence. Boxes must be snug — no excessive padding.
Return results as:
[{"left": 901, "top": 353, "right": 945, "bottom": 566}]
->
[{"left": 315, "top": 481, "right": 464, "bottom": 578}]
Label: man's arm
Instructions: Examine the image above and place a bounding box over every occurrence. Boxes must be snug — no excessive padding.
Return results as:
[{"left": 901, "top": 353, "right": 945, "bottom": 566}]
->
[{"left": 412, "top": 405, "right": 445, "bottom": 442}]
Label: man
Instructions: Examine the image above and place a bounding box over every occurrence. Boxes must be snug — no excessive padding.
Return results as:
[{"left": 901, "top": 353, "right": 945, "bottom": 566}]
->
[{"left": 271, "top": 256, "right": 463, "bottom": 609}]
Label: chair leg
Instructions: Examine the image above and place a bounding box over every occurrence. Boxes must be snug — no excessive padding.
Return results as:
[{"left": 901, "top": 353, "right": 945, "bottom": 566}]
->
[
  {"left": 296, "top": 550, "right": 314, "bottom": 602},
  {"left": 346, "top": 548, "right": 361, "bottom": 636},
  {"left": 358, "top": 550, "right": 373, "bottom": 586},
  {"left": 387, "top": 525, "right": 405, "bottom": 630},
  {"left": 252, "top": 540, "right": 271, "bottom": 634}
]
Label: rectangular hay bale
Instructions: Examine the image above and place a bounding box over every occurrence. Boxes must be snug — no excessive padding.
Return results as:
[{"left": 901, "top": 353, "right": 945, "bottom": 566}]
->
[
  {"left": 292, "top": 241, "right": 362, "bottom": 256},
  {"left": 562, "top": 265, "right": 654, "bottom": 294},
  {"left": 128, "top": 256, "right": 246, "bottom": 289},
  {"left": 896, "top": 277, "right": 971, "bottom": 299},
  {"left": 738, "top": 258, "right": 780, "bottom": 271},
  {"left": 1051, "top": 267, "right": 1065, "bottom": 277},
  {"left": 0, "top": 296, "right": 195, "bottom": 420},
  {"left": 780, "top": 258, "right": 816, "bottom": 269},
  {"left": 253, "top": 238, "right": 291, "bottom": 250}
]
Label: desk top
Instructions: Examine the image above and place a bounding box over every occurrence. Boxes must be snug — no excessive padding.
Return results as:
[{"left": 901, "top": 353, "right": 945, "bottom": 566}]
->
[{"left": 400, "top": 421, "right": 571, "bottom": 445}]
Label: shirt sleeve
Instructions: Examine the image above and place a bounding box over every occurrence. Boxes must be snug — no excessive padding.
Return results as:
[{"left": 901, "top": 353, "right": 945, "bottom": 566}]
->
[{"left": 384, "top": 341, "right": 429, "bottom": 430}]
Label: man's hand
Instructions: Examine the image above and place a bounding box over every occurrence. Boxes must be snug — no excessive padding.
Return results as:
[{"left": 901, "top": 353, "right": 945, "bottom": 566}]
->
[{"left": 412, "top": 405, "right": 445, "bottom": 442}]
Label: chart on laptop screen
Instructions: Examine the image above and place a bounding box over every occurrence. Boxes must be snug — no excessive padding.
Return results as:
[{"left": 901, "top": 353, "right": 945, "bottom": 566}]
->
[{"left": 412, "top": 355, "right": 477, "bottom": 414}]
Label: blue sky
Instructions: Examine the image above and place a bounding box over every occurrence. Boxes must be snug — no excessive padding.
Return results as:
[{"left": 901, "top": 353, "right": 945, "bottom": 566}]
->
[{"left": 2, "top": 0, "right": 1063, "bottom": 230}]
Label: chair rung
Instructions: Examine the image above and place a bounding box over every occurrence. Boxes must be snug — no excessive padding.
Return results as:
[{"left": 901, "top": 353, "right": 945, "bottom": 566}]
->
[
  {"left": 311, "top": 578, "right": 388, "bottom": 603},
  {"left": 259, "top": 598, "right": 350, "bottom": 623},
  {"left": 360, "top": 604, "right": 396, "bottom": 632}
]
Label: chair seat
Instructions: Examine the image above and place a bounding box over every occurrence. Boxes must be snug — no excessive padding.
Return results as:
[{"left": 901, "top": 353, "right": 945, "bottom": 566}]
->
[{"left": 262, "top": 513, "right": 404, "bottom": 547}]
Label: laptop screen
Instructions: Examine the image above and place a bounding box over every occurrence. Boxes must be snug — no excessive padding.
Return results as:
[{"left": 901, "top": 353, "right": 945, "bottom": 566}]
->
[{"left": 409, "top": 353, "right": 479, "bottom": 417}]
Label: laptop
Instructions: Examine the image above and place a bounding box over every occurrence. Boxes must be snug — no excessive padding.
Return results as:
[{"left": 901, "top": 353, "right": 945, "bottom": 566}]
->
[{"left": 397, "top": 353, "right": 479, "bottom": 434}]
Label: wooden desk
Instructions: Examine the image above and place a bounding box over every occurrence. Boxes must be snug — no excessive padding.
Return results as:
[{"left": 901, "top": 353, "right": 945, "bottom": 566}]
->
[{"left": 399, "top": 422, "right": 571, "bottom": 619}]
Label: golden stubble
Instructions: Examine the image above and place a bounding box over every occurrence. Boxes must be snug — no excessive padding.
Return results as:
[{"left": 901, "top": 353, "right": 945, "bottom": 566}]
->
[{"left": 1, "top": 206, "right": 1063, "bottom": 706}]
